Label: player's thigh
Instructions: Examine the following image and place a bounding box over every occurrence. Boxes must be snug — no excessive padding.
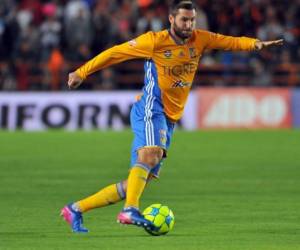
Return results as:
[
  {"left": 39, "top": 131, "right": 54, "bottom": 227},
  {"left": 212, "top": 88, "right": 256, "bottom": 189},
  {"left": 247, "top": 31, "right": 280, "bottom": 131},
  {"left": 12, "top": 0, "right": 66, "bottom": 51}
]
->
[
  {"left": 130, "top": 107, "right": 168, "bottom": 167},
  {"left": 146, "top": 120, "right": 175, "bottom": 177}
]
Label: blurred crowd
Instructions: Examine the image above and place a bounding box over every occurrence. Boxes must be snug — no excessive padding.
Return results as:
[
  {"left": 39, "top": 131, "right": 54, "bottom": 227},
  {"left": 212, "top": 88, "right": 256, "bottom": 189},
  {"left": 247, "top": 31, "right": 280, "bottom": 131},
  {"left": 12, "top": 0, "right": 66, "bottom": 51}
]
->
[{"left": 0, "top": 0, "right": 299, "bottom": 90}]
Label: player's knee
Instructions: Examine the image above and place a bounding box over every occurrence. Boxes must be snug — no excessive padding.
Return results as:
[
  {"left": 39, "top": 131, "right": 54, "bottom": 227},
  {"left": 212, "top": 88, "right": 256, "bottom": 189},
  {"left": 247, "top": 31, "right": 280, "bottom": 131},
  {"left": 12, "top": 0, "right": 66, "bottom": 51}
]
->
[{"left": 137, "top": 147, "right": 163, "bottom": 168}]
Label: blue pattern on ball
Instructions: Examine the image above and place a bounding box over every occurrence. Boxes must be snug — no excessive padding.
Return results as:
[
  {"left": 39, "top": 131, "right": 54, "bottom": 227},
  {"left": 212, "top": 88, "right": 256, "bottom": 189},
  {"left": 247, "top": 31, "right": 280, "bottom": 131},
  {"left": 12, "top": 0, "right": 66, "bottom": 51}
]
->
[
  {"left": 165, "top": 215, "right": 172, "bottom": 226},
  {"left": 150, "top": 207, "right": 160, "bottom": 216}
]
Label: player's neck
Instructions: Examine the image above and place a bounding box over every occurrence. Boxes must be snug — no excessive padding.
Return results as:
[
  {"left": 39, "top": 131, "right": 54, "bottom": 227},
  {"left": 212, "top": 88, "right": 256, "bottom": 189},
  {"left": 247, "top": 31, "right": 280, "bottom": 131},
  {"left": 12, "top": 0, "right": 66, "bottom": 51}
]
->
[{"left": 168, "top": 29, "right": 189, "bottom": 45}]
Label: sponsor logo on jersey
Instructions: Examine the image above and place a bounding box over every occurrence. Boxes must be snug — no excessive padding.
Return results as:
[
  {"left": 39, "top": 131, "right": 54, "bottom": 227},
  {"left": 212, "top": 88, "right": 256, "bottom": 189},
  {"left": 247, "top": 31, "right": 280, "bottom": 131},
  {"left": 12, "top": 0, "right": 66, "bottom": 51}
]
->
[
  {"left": 164, "top": 50, "right": 172, "bottom": 58},
  {"left": 163, "top": 63, "right": 197, "bottom": 76},
  {"left": 171, "top": 80, "right": 192, "bottom": 88}
]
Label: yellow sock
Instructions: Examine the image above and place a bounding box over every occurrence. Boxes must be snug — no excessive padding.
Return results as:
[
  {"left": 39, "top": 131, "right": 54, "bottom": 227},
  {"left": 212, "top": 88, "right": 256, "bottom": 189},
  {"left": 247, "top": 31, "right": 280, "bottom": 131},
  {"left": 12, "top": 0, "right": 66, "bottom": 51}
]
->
[
  {"left": 76, "top": 182, "right": 126, "bottom": 212},
  {"left": 125, "top": 164, "right": 150, "bottom": 209}
]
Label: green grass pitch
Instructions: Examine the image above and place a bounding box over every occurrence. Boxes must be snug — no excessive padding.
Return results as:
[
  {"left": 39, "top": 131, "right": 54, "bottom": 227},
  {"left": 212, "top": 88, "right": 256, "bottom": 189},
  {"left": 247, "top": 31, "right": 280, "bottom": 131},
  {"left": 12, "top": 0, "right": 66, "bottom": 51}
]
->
[{"left": 0, "top": 130, "right": 300, "bottom": 250}]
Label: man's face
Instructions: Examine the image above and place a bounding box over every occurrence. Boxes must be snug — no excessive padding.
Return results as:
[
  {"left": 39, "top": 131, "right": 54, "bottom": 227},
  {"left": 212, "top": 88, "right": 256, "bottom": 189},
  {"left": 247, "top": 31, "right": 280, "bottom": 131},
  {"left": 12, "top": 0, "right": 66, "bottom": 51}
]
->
[{"left": 169, "top": 8, "right": 196, "bottom": 40}]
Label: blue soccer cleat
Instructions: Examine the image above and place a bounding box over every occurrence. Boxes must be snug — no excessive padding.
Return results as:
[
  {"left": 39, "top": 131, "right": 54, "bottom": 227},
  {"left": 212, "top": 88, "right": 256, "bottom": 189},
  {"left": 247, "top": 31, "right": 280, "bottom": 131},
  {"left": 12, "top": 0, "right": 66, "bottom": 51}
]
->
[
  {"left": 117, "top": 207, "right": 156, "bottom": 231},
  {"left": 60, "top": 204, "right": 89, "bottom": 233}
]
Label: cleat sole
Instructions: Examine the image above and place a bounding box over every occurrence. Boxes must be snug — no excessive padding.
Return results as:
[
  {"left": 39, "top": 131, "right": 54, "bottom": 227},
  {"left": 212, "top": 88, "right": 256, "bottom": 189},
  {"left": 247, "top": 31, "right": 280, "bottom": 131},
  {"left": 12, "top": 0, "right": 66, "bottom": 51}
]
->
[{"left": 117, "top": 210, "right": 154, "bottom": 230}]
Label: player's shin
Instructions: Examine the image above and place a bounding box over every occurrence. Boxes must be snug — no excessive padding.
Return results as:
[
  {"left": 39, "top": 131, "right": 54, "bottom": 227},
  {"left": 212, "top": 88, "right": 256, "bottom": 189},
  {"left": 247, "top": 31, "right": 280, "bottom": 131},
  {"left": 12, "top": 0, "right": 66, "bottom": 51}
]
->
[
  {"left": 75, "top": 181, "right": 126, "bottom": 212},
  {"left": 124, "top": 163, "right": 151, "bottom": 209}
]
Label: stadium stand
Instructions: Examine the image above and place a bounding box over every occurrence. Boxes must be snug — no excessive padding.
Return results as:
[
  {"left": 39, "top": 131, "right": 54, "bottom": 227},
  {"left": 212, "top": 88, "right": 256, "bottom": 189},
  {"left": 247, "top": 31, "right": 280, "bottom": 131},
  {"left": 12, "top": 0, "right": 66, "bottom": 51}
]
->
[{"left": 0, "top": 0, "right": 299, "bottom": 90}]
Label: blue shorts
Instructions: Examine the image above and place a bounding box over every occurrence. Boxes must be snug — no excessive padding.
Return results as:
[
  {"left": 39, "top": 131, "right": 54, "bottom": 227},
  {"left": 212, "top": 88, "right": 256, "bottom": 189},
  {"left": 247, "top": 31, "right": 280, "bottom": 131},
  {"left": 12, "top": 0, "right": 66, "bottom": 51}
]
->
[{"left": 130, "top": 102, "right": 175, "bottom": 178}]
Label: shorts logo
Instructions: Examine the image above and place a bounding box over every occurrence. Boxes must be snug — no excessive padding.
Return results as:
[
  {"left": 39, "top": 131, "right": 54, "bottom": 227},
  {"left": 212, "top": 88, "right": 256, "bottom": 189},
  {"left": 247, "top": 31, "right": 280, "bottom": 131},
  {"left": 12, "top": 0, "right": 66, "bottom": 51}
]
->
[
  {"left": 164, "top": 50, "right": 172, "bottom": 58},
  {"left": 159, "top": 129, "right": 167, "bottom": 146}
]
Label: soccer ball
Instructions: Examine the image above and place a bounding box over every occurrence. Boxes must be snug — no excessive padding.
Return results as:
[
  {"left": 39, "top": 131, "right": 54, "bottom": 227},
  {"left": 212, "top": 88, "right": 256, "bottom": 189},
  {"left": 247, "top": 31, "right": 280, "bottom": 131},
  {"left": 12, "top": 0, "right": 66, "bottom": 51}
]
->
[{"left": 142, "top": 204, "right": 175, "bottom": 236}]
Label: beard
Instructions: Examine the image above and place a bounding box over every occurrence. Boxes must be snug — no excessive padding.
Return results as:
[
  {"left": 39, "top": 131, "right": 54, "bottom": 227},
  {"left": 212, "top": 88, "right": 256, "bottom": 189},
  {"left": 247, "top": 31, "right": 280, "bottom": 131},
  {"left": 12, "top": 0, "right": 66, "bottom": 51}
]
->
[{"left": 173, "top": 22, "right": 193, "bottom": 40}]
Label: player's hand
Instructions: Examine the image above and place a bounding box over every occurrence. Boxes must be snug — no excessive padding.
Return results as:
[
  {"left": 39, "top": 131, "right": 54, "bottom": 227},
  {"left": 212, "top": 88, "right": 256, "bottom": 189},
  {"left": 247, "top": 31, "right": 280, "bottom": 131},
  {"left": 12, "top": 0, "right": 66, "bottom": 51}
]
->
[
  {"left": 68, "top": 71, "right": 83, "bottom": 89},
  {"left": 254, "top": 39, "right": 284, "bottom": 50}
]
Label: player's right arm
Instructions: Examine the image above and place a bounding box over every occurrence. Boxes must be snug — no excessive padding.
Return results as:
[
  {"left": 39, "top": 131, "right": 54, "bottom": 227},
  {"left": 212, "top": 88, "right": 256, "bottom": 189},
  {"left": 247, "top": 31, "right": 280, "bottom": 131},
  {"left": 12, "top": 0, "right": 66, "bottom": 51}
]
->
[{"left": 68, "top": 32, "right": 155, "bottom": 89}]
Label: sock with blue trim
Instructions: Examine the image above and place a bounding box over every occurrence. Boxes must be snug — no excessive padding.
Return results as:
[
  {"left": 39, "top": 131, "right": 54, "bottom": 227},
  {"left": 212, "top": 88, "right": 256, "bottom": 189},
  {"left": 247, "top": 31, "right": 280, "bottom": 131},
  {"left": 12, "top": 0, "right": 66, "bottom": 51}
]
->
[
  {"left": 76, "top": 181, "right": 126, "bottom": 213},
  {"left": 125, "top": 163, "right": 150, "bottom": 209}
]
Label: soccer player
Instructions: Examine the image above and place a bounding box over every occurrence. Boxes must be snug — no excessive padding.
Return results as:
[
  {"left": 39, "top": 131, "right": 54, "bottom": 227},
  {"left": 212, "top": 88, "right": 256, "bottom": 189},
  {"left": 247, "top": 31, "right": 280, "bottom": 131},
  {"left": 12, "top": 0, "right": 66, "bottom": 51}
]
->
[{"left": 61, "top": 0, "right": 283, "bottom": 233}]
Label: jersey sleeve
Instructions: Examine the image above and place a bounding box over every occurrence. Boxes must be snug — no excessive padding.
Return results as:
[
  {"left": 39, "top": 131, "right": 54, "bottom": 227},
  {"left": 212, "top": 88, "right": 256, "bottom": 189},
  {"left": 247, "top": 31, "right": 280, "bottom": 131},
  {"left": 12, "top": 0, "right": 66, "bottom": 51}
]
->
[
  {"left": 76, "top": 32, "right": 155, "bottom": 79},
  {"left": 202, "top": 31, "right": 258, "bottom": 51}
]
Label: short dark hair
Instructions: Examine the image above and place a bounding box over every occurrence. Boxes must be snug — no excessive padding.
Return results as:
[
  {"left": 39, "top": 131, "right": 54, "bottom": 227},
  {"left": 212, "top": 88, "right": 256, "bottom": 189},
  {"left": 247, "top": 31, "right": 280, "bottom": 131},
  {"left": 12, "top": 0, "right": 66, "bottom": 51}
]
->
[{"left": 169, "top": 0, "right": 196, "bottom": 16}]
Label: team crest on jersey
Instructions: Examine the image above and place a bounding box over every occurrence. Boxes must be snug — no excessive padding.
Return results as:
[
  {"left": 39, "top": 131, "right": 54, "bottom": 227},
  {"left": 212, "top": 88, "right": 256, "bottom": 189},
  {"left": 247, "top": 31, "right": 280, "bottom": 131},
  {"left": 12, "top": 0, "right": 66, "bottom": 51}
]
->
[
  {"left": 159, "top": 129, "right": 167, "bottom": 146},
  {"left": 189, "top": 47, "right": 197, "bottom": 58},
  {"left": 178, "top": 50, "right": 185, "bottom": 57},
  {"left": 164, "top": 50, "right": 172, "bottom": 58}
]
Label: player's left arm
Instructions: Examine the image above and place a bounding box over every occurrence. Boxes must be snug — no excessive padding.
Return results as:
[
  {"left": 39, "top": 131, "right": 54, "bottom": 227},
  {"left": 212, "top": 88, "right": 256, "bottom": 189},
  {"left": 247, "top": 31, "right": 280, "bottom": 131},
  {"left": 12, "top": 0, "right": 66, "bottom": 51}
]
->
[
  {"left": 204, "top": 31, "right": 283, "bottom": 51},
  {"left": 254, "top": 39, "right": 284, "bottom": 50}
]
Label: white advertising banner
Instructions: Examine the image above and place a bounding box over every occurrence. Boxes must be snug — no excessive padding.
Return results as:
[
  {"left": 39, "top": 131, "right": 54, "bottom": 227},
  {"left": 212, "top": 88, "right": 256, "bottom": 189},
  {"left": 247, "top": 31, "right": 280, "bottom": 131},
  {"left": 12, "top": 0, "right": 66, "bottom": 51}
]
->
[
  {"left": 198, "top": 88, "right": 292, "bottom": 128},
  {"left": 0, "top": 92, "right": 197, "bottom": 131}
]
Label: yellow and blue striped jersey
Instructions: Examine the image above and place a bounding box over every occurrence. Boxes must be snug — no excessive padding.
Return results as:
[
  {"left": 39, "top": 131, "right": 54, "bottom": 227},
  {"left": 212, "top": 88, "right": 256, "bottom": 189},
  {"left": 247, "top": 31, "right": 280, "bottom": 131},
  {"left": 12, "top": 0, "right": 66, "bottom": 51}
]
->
[{"left": 76, "top": 29, "right": 257, "bottom": 121}]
